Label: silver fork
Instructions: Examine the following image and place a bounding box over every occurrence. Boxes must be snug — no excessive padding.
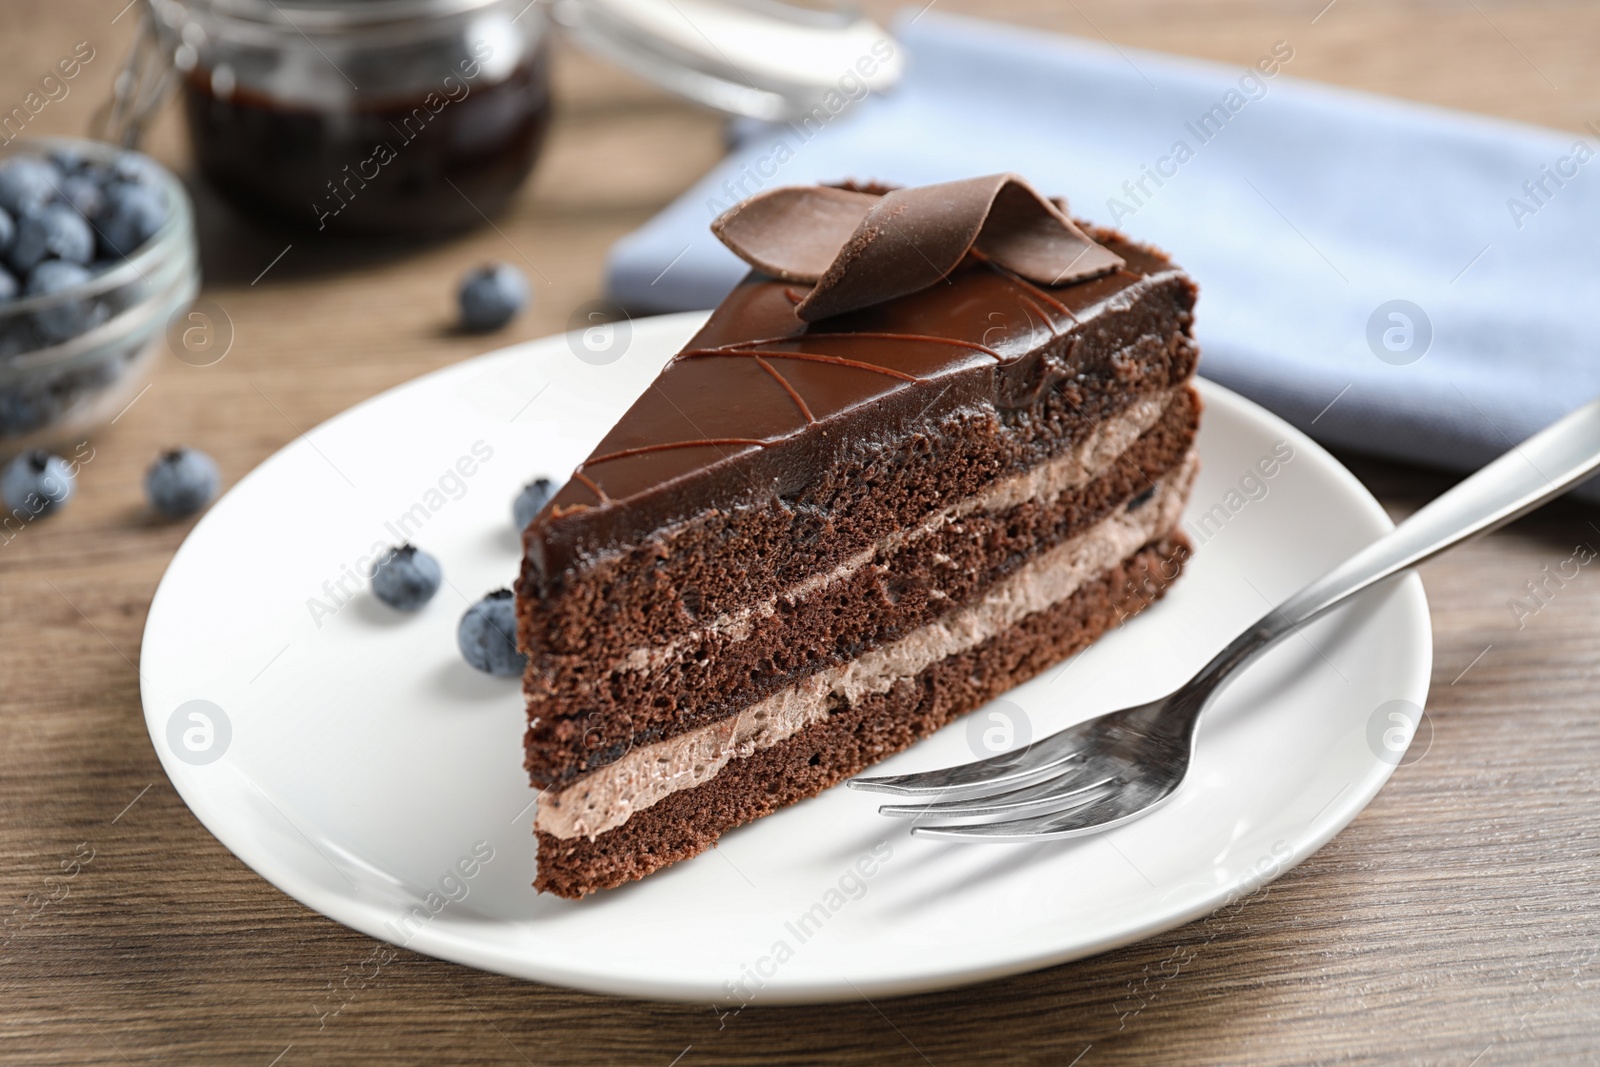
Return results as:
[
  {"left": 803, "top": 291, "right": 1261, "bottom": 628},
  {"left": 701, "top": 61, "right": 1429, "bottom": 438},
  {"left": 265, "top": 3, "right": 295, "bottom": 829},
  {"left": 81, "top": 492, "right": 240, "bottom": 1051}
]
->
[{"left": 848, "top": 397, "right": 1600, "bottom": 841}]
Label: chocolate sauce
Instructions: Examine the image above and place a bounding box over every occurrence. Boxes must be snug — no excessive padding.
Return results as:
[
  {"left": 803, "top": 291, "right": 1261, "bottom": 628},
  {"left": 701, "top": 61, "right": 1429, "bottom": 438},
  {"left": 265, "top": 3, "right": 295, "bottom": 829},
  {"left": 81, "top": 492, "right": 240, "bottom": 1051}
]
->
[{"left": 181, "top": 43, "right": 551, "bottom": 236}]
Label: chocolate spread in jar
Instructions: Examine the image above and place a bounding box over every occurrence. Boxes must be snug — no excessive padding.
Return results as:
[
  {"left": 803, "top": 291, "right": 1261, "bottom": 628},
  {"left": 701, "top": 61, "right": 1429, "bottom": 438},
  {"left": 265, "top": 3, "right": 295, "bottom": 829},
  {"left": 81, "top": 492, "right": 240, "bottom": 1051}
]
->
[{"left": 182, "top": 40, "right": 552, "bottom": 236}]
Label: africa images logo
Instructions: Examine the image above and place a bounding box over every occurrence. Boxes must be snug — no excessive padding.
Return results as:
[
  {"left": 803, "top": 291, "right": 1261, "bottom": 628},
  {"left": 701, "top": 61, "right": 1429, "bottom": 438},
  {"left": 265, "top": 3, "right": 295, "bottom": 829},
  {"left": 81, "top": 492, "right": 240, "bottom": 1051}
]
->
[{"left": 165, "top": 700, "right": 232, "bottom": 766}]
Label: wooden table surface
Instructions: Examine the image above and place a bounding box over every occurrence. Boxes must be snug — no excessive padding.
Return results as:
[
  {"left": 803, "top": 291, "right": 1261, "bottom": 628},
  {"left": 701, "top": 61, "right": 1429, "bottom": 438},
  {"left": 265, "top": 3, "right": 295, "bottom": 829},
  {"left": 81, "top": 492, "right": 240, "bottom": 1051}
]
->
[{"left": 3, "top": 1, "right": 1598, "bottom": 1063}]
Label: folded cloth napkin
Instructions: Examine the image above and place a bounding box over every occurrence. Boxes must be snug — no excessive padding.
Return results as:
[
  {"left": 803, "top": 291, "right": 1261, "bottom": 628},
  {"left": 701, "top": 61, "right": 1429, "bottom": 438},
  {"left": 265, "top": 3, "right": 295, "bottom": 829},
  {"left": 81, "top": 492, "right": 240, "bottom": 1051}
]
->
[{"left": 607, "top": 10, "right": 1600, "bottom": 495}]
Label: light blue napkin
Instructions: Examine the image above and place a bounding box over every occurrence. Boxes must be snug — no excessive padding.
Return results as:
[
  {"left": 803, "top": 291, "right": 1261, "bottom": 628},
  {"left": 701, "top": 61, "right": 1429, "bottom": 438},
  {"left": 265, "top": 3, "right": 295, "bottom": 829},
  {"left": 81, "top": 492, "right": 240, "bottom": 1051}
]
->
[{"left": 606, "top": 11, "right": 1600, "bottom": 493}]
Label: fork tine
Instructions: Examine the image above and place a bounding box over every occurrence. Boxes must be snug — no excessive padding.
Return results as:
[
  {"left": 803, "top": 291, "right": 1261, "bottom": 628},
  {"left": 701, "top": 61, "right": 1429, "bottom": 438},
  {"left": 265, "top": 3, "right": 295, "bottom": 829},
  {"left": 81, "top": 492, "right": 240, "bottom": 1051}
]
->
[
  {"left": 909, "top": 792, "right": 1135, "bottom": 842},
  {"left": 847, "top": 727, "right": 1087, "bottom": 798},
  {"left": 877, "top": 771, "right": 1117, "bottom": 820},
  {"left": 911, "top": 771, "right": 1192, "bottom": 842}
]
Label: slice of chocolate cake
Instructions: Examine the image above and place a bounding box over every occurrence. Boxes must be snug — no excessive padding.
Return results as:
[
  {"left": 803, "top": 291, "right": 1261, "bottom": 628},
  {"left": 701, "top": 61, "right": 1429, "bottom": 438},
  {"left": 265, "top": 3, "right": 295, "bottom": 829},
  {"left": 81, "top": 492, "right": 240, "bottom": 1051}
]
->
[{"left": 517, "top": 175, "right": 1201, "bottom": 898}]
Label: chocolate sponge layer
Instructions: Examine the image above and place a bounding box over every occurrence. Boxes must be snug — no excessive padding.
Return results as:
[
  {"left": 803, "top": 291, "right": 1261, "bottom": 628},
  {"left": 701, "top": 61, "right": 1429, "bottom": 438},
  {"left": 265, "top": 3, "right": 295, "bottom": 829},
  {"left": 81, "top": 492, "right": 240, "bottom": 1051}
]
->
[
  {"left": 534, "top": 535, "right": 1189, "bottom": 899},
  {"left": 525, "top": 386, "right": 1200, "bottom": 790}
]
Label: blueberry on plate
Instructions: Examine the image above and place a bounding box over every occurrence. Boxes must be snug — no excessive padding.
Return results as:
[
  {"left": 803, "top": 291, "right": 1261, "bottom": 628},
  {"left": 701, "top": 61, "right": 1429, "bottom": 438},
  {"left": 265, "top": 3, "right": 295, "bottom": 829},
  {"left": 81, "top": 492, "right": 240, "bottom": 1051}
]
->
[
  {"left": 25, "top": 260, "right": 99, "bottom": 343},
  {"left": 0, "top": 157, "right": 61, "bottom": 216},
  {"left": 370, "top": 544, "right": 443, "bottom": 612},
  {"left": 0, "top": 449, "right": 74, "bottom": 515},
  {"left": 9, "top": 203, "right": 96, "bottom": 273},
  {"left": 457, "top": 263, "right": 529, "bottom": 332},
  {"left": 96, "top": 182, "right": 167, "bottom": 259},
  {"left": 144, "top": 447, "right": 220, "bottom": 518},
  {"left": 0, "top": 206, "right": 14, "bottom": 260},
  {"left": 512, "top": 476, "right": 559, "bottom": 531},
  {"left": 457, "top": 589, "right": 526, "bottom": 676},
  {"left": 0, "top": 265, "right": 16, "bottom": 302}
]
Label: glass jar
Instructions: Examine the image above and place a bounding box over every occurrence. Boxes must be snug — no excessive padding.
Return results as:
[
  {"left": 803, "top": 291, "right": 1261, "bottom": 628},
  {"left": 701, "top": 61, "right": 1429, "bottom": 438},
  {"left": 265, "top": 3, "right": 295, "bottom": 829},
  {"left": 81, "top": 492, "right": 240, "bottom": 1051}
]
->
[
  {"left": 148, "top": 0, "right": 553, "bottom": 236},
  {"left": 0, "top": 138, "right": 199, "bottom": 456}
]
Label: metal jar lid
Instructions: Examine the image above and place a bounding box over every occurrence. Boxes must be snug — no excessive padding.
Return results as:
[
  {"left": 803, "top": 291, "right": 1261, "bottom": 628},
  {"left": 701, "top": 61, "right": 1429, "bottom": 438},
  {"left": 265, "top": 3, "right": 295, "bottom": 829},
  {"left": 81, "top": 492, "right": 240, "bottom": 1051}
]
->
[{"left": 550, "top": 0, "right": 902, "bottom": 121}]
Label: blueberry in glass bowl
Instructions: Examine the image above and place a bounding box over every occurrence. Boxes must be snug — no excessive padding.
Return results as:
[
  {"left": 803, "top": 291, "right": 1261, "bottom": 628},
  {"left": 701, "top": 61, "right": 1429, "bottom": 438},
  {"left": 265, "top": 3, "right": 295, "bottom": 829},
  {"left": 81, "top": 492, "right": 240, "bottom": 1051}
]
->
[{"left": 0, "top": 137, "right": 198, "bottom": 456}]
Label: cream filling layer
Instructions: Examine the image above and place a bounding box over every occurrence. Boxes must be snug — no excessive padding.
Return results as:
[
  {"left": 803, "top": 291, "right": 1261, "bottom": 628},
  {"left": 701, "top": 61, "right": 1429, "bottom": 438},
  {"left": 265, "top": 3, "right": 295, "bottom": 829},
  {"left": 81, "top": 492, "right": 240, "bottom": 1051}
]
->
[
  {"left": 557, "top": 387, "right": 1176, "bottom": 684},
  {"left": 534, "top": 449, "right": 1197, "bottom": 841}
]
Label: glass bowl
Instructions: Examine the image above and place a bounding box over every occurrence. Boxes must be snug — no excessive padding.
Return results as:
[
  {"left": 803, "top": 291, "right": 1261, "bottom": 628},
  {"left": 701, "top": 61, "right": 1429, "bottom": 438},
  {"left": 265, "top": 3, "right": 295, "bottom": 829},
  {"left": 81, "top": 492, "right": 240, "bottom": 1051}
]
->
[{"left": 0, "top": 136, "right": 199, "bottom": 457}]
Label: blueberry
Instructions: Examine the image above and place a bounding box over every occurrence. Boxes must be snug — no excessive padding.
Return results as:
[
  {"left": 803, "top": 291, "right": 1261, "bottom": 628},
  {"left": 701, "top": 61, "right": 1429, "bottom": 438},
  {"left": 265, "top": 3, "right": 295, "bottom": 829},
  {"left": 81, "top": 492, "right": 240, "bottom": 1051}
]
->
[
  {"left": 25, "top": 260, "right": 98, "bottom": 342},
  {"left": 26, "top": 258, "right": 90, "bottom": 295},
  {"left": 0, "top": 322, "right": 34, "bottom": 360},
  {"left": 0, "top": 265, "right": 16, "bottom": 302},
  {"left": 9, "top": 203, "right": 96, "bottom": 273},
  {"left": 48, "top": 148, "right": 90, "bottom": 174},
  {"left": 144, "top": 447, "right": 220, "bottom": 518},
  {"left": 512, "top": 476, "right": 559, "bottom": 531},
  {"left": 0, "top": 386, "right": 55, "bottom": 434},
  {"left": 457, "top": 264, "right": 529, "bottom": 332},
  {"left": 370, "top": 543, "right": 442, "bottom": 611},
  {"left": 110, "top": 152, "right": 161, "bottom": 186},
  {"left": 457, "top": 589, "right": 526, "bottom": 676},
  {"left": 96, "top": 182, "right": 167, "bottom": 258},
  {"left": 0, "top": 158, "right": 61, "bottom": 216},
  {"left": 0, "top": 207, "right": 13, "bottom": 258},
  {"left": 58, "top": 173, "right": 104, "bottom": 218},
  {"left": 0, "top": 449, "right": 74, "bottom": 516}
]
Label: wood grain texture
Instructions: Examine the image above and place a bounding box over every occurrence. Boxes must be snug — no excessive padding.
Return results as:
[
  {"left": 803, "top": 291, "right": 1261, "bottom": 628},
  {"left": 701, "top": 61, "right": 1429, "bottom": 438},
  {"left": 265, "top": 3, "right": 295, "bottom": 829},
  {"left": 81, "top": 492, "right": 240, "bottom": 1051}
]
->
[{"left": 2, "top": 1, "right": 1598, "bottom": 1063}]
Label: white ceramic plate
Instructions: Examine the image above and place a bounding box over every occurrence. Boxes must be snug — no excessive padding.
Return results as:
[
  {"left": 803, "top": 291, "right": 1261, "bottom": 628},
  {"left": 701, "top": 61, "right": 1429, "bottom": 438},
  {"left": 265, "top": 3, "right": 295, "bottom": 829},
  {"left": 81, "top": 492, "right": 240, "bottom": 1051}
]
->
[{"left": 141, "top": 311, "right": 1431, "bottom": 1004}]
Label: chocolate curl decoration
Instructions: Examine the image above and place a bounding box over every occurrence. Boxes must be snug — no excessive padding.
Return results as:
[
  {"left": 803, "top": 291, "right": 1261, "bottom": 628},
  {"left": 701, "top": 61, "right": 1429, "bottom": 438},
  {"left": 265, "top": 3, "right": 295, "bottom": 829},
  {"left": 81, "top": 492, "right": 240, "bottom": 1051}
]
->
[{"left": 712, "top": 174, "right": 1125, "bottom": 321}]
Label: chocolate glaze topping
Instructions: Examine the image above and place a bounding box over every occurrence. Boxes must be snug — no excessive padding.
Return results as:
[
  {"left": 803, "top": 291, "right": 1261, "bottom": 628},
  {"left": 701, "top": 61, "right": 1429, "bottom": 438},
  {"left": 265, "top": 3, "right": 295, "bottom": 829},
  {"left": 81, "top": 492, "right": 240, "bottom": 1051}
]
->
[
  {"left": 525, "top": 179, "right": 1190, "bottom": 579},
  {"left": 713, "top": 174, "right": 1124, "bottom": 321}
]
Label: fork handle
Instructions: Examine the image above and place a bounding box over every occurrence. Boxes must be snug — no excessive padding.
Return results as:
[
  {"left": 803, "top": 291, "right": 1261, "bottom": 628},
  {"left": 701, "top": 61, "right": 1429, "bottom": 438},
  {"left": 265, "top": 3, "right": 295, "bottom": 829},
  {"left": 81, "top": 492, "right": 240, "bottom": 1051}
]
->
[{"left": 1192, "top": 396, "right": 1600, "bottom": 692}]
